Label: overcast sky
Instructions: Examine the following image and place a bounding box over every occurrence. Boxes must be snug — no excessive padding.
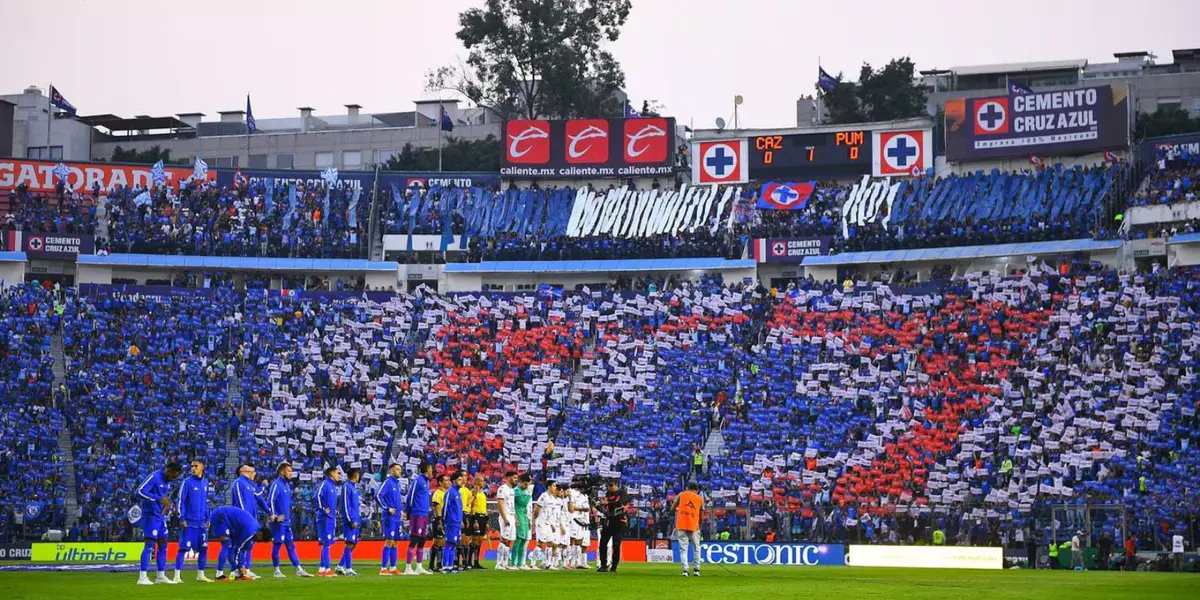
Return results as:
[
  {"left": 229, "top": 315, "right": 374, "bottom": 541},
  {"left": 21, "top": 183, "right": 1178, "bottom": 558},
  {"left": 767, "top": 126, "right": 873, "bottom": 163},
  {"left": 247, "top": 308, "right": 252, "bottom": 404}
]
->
[{"left": 2, "top": 0, "right": 1196, "bottom": 129}]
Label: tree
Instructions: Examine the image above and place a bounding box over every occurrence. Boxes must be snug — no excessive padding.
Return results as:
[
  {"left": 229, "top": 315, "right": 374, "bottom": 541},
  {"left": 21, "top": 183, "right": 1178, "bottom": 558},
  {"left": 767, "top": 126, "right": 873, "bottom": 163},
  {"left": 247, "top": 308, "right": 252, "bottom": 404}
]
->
[
  {"left": 110, "top": 145, "right": 179, "bottom": 165},
  {"left": 822, "top": 58, "right": 929, "bottom": 125},
  {"left": 427, "top": 0, "right": 632, "bottom": 120},
  {"left": 639, "top": 99, "right": 666, "bottom": 118},
  {"left": 382, "top": 135, "right": 503, "bottom": 172},
  {"left": 1135, "top": 107, "right": 1200, "bottom": 139}
]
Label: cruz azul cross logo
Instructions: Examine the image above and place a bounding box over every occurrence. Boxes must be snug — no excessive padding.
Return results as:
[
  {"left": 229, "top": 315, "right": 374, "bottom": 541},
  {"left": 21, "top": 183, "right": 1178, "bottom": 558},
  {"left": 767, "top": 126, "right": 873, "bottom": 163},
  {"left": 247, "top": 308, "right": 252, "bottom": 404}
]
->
[
  {"left": 623, "top": 118, "right": 669, "bottom": 163},
  {"left": 27, "top": 236, "right": 44, "bottom": 252},
  {"left": 876, "top": 130, "right": 928, "bottom": 177},
  {"left": 505, "top": 120, "right": 551, "bottom": 164},
  {"left": 694, "top": 139, "right": 748, "bottom": 184},
  {"left": 974, "top": 97, "right": 1009, "bottom": 135},
  {"left": 564, "top": 119, "right": 609, "bottom": 164}
]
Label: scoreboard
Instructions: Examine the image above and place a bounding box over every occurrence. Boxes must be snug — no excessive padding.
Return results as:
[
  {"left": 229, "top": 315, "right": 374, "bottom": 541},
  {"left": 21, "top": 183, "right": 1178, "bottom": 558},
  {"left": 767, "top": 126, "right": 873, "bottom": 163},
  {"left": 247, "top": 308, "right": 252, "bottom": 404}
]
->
[{"left": 749, "top": 130, "right": 873, "bottom": 179}]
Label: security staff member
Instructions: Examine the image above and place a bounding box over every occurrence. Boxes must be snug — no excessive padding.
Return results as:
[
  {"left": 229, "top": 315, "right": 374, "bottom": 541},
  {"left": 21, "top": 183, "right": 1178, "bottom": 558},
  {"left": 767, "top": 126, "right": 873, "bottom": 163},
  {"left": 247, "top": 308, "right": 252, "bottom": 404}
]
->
[{"left": 598, "top": 479, "right": 630, "bottom": 573}]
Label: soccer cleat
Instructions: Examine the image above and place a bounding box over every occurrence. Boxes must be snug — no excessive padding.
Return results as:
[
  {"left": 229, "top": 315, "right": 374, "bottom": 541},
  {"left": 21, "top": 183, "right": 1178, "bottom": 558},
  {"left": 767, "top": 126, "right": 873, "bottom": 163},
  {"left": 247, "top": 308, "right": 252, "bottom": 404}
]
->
[
  {"left": 136, "top": 575, "right": 154, "bottom": 586},
  {"left": 196, "top": 574, "right": 215, "bottom": 583},
  {"left": 389, "top": 568, "right": 401, "bottom": 575},
  {"left": 416, "top": 565, "right": 434, "bottom": 575},
  {"left": 334, "top": 566, "right": 346, "bottom": 575},
  {"left": 171, "top": 573, "right": 183, "bottom": 584},
  {"left": 274, "top": 569, "right": 286, "bottom": 579},
  {"left": 156, "top": 573, "right": 177, "bottom": 585},
  {"left": 245, "top": 570, "right": 261, "bottom": 580},
  {"left": 520, "top": 565, "right": 534, "bottom": 571},
  {"left": 597, "top": 566, "right": 609, "bottom": 573},
  {"left": 296, "top": 568, "right": 314, "bottom": 577},
  {"left": 379, "top": 568, "right": 393, "bottom": 577},
  {"left": 404, "top": 566, "right": 417, "bottom": 576},
  {"left": 235, "top": 575, "right": 254, "bottom": 581},
  {"left": 345, "top": 569, "right": 361, "bottom": 577},
  {"left": 693, "top": 569, "right": 701, "bottom": 577},
  {"left": 215, "top": 574, "right": 229, "bottom": 582}
]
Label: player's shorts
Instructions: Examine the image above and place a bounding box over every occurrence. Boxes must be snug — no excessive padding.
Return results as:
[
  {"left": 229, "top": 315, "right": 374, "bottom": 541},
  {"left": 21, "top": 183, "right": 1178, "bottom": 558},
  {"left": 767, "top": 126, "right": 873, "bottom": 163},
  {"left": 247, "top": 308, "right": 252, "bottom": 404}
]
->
[
  {"left": 316, "top": 519, "right": 336, "bottom": 544},
  {"left": 444, "top": 522, "right": 462, "bottom": 545},
  {"left": 535, "top": 523, "right": 555, "bottom": 544},
  {"left": 342, "top": 523, "right": 360, "bottom": 544},
  {"left": 431, "top": 517, "right": 445, "bottom": 539},
  {"left": 470, "top": 514, "right": 486, "bottom": 536},
  {"left": 142, "top": 516, "right": 168, "bottom": 540},
  {"left": 557, "top": 522, "right": 570, "bottom": 545},
  {"left": 269, "top": 523, "right": 294, "bottom": 544},
  {"left": 381, "top": 516, "right": 401, "bottom": 540},
  {"left": 498, "top": 513, "right": 517, "bottom": 540},
  {"left": 408, "top": 514, "right": 429, "bottom": 539},
  {"left": 581, "top": 525, "right": 592, "bottom": 545},
  {"left": 180, "top": 525, "right": 207, "bottom": 550},
  {"left": 569, "top": 521, "right": 586, "bottom": 541}
]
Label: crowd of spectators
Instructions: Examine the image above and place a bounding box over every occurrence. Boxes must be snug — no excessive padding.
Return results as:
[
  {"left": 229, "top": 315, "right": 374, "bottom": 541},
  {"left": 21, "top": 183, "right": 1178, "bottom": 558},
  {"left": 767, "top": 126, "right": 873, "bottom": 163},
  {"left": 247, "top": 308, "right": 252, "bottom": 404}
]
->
[
  {"left": 103, "top": 179, "right": 366, "bottom": 258},
  {"left": 1, "top": 186, "right": 99, "bottom": 252},
  {"left": 1129, "top": 145, "right": 1199, "bottom": 207}
]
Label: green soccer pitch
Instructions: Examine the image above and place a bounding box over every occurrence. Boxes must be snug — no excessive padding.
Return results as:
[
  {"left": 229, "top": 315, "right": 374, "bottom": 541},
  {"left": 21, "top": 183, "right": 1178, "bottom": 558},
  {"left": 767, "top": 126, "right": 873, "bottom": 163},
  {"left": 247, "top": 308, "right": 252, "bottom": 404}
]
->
[{"left": 1, "top": 563, "right": 1198, "bottom": 600}]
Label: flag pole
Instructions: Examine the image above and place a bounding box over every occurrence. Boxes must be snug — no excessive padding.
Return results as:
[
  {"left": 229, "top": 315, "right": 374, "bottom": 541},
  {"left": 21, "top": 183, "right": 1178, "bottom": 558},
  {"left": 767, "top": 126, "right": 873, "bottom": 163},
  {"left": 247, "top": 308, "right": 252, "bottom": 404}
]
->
[
  {"left": 46, "top": 81, "right": 53, "bottom": 153},
  {"left": 816, "top": 58, "right": 823, "bottom": 125},
  {"left": 437, "top": 101, "right": 444, "bottom": 172}
]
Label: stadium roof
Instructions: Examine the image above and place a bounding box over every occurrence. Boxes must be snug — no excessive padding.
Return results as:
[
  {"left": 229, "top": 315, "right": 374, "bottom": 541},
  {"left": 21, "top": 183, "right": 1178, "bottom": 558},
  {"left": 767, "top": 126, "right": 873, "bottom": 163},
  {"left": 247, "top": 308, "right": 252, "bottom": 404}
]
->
[
  {"left": 0, "top": 251, "right": 27, "bottom": 262},
  {"left": 802, "top": 239, "right": 1121, "bottom": 266},
  {"left": 444, "top": 257, "right": 756, "bottom": 274},
  {"left": 949, "top": 58, "right": 1088, "bottom": 77},
  {"left": 77, "top": 254, "right": 399, "bottom": 272},
  {"left": 79, "top": 114, "right": 193, "bottom": 131},
  {"left": 1169, "top": 232, "right": 1200, "bottom": 245}
]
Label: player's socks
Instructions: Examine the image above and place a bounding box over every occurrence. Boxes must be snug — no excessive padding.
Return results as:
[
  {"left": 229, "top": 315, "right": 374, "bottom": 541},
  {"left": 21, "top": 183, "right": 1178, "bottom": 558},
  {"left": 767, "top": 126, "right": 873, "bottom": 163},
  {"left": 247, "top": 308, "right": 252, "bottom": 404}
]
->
[
  {"left": 320, "top": 544, "right": 330, "bottom": 571},
  {"left": 216, "top": 545, "right": 228, "bottom": 574},
  {"left": 140, "top": 541, "right": 155, "bottom": 573},
  {"left": 286, "top": 542, "right": 302, "bottom": 569},
  {"left": 156, "top": 543, "right": 167, "bottom": 573},
  {"left": 137, "top": 571, "right": 153, "bottom": 586},
  {"left": 271, "top": 543, "right": 282, "bottom": 568}
]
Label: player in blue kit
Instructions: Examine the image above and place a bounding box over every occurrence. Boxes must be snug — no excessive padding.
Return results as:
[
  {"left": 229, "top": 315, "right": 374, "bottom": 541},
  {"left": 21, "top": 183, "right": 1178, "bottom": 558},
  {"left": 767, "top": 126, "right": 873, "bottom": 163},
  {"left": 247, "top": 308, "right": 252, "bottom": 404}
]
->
[
  {"left": 314, "top": 466, "right": 340, "bottom": 577},
  {"left": 172, "top": 459, "right": 213, "bottom": 583},
  {"left": 135, "top": 462, "right": 182, "bottom": 586},
  {"left": 221, "top": 463, "right": 269, "bottom": 580},
  {"left": 209, "top": 506, "right": 272, "bottom": 581},
  {"left": 376, "top": 463, "right": 403, "bottom": 575},
  {"left": 441, "top": 470, "right": 466, "bottom": 574},
  {"left": 267, "top": 462, "right": 312, "bottom": 578},
  {"left": 403, "top": 460, "right": 434, "bottom": 575},
  {"left": 335, "top": 468, "right": 363, "bottom": 576}
]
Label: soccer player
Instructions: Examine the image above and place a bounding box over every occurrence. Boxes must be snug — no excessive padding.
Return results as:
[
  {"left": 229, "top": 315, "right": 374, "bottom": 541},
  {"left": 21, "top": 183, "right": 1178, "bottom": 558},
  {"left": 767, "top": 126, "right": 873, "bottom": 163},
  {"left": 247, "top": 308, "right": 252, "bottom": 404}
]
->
[
  {"left": 403, "top": 460, "right": 434, "bottom": 576},
  {"left": 495, "top": 471, "right": 517, "bottom": 570},
  {"left": 134, "top": 461, "right": 182, "bottom": 586},
  {"left": 671, "top": 482, "right": 704, "bottom": 577},
  {"left": 567, "top": 483, "right": 592, "bottom": 569},
  {"left": 336, "top": 468, "right": 363, "bottom": 576},
  {"left": 509, "top": 473, "right": 534, "bottom": 570},
  {"left": 376, "top": 462, "right": 403, "bottom": 576},
  {"left": 441, "top": 470, "right": 466, "bottom": 574},
  {"left": 533, "top": 481, "right": 561, "bottom": 570},
  {"left": 224, "top": 463, "right": 269, "bottom": 580},
  {"left": 555, "top": 485, "right": 571, "bottom": 569},
  {"left": 209, "top": 505, "right": 272, "bottom": 581},
  {"left": 429, "top": 474, "right": 448, "bottom": 572},
  {"left": 267, "top": 462, "right": 312, "bottom": 578},
  {"left": 456, "top": 473, "right": 474, "bottom": 569},
  {"left": 314, "top": 466, "right": 340, "bottom": 577},
  {"left": 466, "top": 474, "right": 488, "bottom": 569},
  {"left": 173, "top": 459, "right": 213, "bottom": 583}
]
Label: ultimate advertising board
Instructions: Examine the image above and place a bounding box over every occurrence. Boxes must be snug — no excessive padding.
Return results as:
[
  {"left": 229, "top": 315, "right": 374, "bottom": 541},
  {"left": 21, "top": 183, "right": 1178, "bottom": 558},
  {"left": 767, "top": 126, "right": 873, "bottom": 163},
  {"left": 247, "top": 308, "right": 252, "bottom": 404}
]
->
[
  {"left": 0, "top": 157, "right": 500, "bottom": 195},
  {"left": 944, "top": 84, "right": 1130, "bottom": 161},
  {"left": 502, "top": 117, "right": 677, "bottom": 178},
  {"left": 678, "top": 542, "right": 846, "bottom": 566}
]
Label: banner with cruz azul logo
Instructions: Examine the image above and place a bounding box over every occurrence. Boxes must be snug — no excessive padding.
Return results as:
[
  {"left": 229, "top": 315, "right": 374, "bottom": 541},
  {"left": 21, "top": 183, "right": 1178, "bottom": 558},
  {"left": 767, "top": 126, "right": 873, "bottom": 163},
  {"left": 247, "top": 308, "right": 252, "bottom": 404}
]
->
[{"left": 502, "top": 117, "right": 677, "bottom": 178}]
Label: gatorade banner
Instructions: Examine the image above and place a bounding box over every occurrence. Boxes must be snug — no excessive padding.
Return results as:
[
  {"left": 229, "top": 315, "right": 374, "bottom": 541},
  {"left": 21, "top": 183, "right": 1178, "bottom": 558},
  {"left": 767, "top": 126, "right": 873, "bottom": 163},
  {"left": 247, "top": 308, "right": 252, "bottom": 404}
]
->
[{"left": 0, "top": 158, "right": 210, "bottom": 193}]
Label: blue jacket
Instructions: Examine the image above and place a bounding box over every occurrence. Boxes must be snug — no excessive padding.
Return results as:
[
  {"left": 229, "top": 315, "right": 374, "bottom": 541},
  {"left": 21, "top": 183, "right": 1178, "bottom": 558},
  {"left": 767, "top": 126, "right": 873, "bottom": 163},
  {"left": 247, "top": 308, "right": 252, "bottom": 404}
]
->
[
  {"left": 405, "top": 474, "right": 431, "bottom": 516},
  {"left": 210, "top": 506, "right": 259, "bottom": 545},
  {"left": 442, "top": 483, "right": 464, "bottom": 526},
  {"left": 315, "top": 478, "right": 338, "bottom": 522},
  {"left": 231, "top": 476, "right": 269, "bottom": 514},
  {"left": 376, "top": 476, "right": 402, "bottom": 516},
  {"left": 267, "top": 476, "right": 293, "bottom": 525},
  {"left": 176, "top": 474, "right": 209, "bottom": 525},
  {"left": 135, "top": 470, "right": 173, "bottom": 519},
  {"left": 339, "top": 481, "right": 361, "bottom": 526}
]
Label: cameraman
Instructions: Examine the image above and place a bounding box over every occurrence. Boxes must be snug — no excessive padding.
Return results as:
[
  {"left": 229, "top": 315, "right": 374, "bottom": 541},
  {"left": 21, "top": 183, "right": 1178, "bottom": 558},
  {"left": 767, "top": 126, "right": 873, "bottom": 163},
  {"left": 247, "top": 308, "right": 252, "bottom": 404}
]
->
[{"left": 598, "top": 479, "right": 630, "bottom": 573}]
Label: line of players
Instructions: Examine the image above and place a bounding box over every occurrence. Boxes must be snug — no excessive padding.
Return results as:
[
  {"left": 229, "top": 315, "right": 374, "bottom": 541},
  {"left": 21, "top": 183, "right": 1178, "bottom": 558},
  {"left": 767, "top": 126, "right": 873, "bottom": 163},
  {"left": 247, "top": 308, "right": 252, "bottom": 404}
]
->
[{"left": 130, "top": 458, "right": 597, "bottom": 585}]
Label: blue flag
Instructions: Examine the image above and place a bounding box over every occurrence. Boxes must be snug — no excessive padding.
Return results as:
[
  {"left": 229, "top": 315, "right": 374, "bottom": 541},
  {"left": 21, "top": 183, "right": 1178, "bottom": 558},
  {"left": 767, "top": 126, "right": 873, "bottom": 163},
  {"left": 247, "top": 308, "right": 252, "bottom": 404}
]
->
[
  {"left": 265, "top": 177, "right": 275, "bottom": 214},
  {"left": 323, "top": 188, "right": 331, "bottom": 226},
  {"left": 818, "top": 68, "right": 841, "bottom": 92},
  {"left": 440, "top": 106, "right": 454, "bottom": 132},
  {"left": 246, "top": 94, "right": 257, "bottom": 134},
  {"left": 1009, "top": 81, "right": 1034, "bottom": 95},
  {"left": 348, "top": 187, "right": 361, "bottom": 226},
  {"left": 50, "top": 86, "right": 76, "bottom": 115},
  {"left": 24, "top": 501, "right": 46, "bottom": 522},
  {"left": 284, "top": 184, "right": 297, "bottom": 228},
  {"left": 150, "top": 160, "right": 166, "bottom": 186}
]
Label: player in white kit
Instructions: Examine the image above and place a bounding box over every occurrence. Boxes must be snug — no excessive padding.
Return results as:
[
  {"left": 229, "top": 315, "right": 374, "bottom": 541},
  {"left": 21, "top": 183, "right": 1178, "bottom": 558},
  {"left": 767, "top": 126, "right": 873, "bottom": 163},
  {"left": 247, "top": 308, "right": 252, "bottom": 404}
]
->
[
  {"left": 566, "top": 484, "right": 592, "bottom": 569},
  {"left": 533, "top": 481, "right": 564, "bottom": 570},
  {"left": 495, "top": 471, "right": 518, "bottom": 570}
]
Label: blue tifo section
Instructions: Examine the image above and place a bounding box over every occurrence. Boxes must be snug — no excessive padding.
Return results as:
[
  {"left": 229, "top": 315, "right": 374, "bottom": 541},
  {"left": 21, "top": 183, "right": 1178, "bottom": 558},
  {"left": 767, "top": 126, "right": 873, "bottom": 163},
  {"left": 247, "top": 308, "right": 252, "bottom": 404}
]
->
[
  {"left": 802, "top": 238, "right": 1122, "bottom": 266},
  {"left": 442, "top": 258, "right": 756, "bottom": 274},
  {"left": 76, "top": 253, "right": 398, "bottom": 272}
]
